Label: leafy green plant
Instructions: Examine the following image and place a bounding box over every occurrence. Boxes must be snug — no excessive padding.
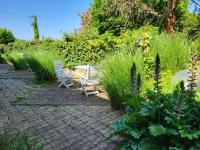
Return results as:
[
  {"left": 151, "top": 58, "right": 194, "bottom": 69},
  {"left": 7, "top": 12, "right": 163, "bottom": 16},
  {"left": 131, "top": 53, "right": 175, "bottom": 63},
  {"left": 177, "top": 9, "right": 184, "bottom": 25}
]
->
[
  {"left": 110, "top": 54, "right": 200, "bottom": 149},
  {"left": 3, "top": 40, "right": 32, "bottom": 52},
  {"left": 110, "top": 80, "right": 200, "bottom": 149}
]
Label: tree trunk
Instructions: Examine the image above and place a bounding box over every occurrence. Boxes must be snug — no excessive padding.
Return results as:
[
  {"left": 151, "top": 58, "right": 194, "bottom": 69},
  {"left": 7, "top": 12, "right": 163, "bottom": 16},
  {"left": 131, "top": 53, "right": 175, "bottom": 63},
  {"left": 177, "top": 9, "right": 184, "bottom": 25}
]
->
[{"left": 165, "top": 0, "right": 176, "bottom": 33}]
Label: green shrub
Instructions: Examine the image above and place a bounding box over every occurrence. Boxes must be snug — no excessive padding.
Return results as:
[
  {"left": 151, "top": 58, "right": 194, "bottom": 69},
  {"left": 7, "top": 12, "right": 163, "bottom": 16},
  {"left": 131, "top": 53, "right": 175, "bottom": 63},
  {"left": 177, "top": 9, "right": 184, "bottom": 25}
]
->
[
  {"left": 61, "top": 33, "right": 115, "bottom": 68},
  {"left": 0, "top": 44, "right": 5, "bottom": 63},
  {"left": 110, "top": 53, "right": 200, "bottom": 149},
  {"left": 4, "top": 40, "right": 32, "bottom": 52},
  {"left": 0, "top": 28, "right": 15, "bottom": 45},
  {"left": 110, "top": 82, "right": 200, "bottom": 149}
]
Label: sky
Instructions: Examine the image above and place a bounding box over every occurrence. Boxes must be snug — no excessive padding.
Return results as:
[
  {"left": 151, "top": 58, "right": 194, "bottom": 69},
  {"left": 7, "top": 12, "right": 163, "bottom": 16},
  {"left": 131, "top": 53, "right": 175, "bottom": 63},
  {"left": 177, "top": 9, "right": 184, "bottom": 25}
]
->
[{"left": 0, "top": 0, "right": 92, "bottom": 40}]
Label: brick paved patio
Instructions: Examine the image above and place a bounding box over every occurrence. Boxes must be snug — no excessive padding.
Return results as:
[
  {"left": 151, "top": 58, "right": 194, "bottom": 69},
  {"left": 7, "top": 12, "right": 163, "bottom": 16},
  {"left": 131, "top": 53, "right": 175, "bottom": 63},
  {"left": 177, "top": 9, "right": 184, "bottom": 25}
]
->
[{"left": 0, "top": 64, "right": 121, "bottom": 150}]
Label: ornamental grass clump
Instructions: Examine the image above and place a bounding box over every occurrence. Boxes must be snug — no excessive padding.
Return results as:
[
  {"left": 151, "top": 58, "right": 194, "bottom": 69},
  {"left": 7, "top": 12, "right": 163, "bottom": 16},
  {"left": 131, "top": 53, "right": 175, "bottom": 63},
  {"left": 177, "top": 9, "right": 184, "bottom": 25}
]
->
[
  {"left": 150, "top": 33, "right": 189, "bottom": 73},
  {"left": 4, "top": 50, "right": 58, "bottom": 81},
  {"left": 102, "top": 50, "right": 144, "bottom": 109}
]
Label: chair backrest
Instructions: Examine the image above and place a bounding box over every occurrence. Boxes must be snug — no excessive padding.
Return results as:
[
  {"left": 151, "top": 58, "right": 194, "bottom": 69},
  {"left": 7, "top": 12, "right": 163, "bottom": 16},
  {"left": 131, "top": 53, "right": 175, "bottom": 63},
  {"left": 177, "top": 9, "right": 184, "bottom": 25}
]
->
[
  {"left": 87, "top": 65, "right": 101, "bottom": 80},
  {"left": 53, "top": 60, "right": 65, "bottom": 79}
]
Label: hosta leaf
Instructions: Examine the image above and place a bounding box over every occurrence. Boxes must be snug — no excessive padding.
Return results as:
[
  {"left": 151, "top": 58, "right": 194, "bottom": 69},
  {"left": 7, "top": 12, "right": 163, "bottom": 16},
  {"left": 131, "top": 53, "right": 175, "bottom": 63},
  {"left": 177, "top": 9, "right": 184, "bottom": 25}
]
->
[
  {"left": 130, "top": 129, "right": 144, "bottom": 139},
  {"left": 149, "top": 125, "right": 167, "bottom": 136},
  {"left": 179, "top": 130, "right": 200, "bottom": 140},
  {"left": 112, "top": 114, "right": 130, "bottom": 131}
]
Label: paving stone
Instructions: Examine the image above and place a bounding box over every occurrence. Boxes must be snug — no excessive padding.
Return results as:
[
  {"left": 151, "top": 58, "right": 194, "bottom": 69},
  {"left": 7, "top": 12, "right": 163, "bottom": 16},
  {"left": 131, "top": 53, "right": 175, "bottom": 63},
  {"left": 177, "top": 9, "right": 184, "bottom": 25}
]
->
[{"left": 0, "top": 64, "right": 121, "bottom": 150}]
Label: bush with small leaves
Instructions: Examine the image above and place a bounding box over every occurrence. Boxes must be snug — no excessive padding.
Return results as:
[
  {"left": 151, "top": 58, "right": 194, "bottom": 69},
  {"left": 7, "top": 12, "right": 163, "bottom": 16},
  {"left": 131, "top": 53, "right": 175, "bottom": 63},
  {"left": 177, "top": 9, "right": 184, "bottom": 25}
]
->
[{"left": 0, "top": 28, "right": 15, "bottom": 45}]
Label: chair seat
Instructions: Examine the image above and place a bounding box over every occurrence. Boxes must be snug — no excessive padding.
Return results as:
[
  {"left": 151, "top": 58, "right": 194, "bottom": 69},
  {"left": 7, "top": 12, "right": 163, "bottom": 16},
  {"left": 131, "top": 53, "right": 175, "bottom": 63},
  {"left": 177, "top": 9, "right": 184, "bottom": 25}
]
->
[{"left": 61, "top": 75, "right": 73, "bottom": 79}]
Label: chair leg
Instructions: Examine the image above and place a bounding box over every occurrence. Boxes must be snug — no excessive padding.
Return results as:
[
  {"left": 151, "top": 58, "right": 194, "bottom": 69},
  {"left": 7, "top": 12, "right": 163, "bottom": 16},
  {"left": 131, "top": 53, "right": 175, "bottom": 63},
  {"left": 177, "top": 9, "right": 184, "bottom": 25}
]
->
[
  {"left": 93, "top": 84, "right": 99, "bottom": 95},
  {"left": 58, "top": 80, "right": 73, "bottom": 89},
  {"left": 82, "top": 84, "right": 87, "bottom": 95},
  {"left": 58, "top": 82, "right": 63, "bottom": 88}
]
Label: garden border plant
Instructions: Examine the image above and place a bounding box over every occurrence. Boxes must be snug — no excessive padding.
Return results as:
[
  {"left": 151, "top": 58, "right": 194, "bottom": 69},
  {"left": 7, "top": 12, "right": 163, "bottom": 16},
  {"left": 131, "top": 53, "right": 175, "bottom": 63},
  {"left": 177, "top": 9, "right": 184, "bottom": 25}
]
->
[{"left": 109, "top": 51, "right": 200, "bottom": 149}]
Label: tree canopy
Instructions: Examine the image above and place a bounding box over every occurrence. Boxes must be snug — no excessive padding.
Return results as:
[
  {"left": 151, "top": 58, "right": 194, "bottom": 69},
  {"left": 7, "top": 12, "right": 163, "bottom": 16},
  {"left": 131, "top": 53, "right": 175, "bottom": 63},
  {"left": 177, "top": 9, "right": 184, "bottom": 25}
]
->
[{"left": 89, "top": 0, "right": 197, "bottom": 35}]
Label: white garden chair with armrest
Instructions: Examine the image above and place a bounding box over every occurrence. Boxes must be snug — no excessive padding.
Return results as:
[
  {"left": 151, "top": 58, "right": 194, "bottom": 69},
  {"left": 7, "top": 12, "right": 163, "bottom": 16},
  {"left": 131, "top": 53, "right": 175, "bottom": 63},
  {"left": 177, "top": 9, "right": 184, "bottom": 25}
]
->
[
  {"left": 53, "top": 60, "right": 74, "bottom": 88},
  {"left": 74, "top": 65, "right": 101, "bottom": 97}
]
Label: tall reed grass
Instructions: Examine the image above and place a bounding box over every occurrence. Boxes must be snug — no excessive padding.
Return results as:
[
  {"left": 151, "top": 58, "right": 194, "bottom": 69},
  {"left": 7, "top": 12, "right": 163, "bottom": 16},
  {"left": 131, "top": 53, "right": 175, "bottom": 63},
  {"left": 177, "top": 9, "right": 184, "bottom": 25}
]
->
[
  {"left": 5, "top": 50, "right": 58, "bottom": 81},
  {"left": 102, "top": 50, "right": 144, "bottom": 109},
  {"left": 150, "top": 33, "right": 189, "bottom": 73}
]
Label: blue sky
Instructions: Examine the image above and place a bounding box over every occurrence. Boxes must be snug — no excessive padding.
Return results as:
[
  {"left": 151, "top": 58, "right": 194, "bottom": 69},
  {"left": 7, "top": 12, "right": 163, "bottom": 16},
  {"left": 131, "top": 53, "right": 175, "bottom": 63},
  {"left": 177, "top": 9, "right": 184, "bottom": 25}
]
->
[{"left": 0, "top": 0, "right": 92, "bottom": 40}]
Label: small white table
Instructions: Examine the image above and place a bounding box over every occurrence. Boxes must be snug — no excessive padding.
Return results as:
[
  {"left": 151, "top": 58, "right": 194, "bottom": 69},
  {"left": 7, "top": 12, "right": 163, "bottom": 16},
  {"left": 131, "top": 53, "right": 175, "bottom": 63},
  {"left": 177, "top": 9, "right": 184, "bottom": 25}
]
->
[
  {"left": 74, "top": 65, "right": 90, "bottom": 79},
  {"left": 74, "top": 65, "right": 99, "bottom": 97}
]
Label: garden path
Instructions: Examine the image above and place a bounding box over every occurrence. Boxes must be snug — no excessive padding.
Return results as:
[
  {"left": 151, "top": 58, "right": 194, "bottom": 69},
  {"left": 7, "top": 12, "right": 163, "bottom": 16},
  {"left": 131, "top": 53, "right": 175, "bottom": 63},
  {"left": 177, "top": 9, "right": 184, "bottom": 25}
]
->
[{"left": 0, "top": 64, "right": 121, "bottom": 150}]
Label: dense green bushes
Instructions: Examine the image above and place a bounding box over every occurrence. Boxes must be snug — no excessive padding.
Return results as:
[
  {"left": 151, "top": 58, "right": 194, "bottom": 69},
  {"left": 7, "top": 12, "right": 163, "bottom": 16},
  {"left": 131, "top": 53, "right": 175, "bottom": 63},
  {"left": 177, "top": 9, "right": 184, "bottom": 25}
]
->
[
  {"left": 4, "top": 29, "right": 115, "bottom": 69},
  {"left": 111, "top": 86, "right": 200, "bottom": 149},
  {"left": 0, "top": 28, "right": 15, "bottom": 45}
]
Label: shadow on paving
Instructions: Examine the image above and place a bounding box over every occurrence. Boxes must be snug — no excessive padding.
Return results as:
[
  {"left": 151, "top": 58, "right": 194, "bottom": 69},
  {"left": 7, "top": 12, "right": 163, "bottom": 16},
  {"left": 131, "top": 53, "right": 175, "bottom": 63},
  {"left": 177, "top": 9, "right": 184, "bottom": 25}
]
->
[{"left": 14, "top": 82, "right": 111, "bottom": 107}]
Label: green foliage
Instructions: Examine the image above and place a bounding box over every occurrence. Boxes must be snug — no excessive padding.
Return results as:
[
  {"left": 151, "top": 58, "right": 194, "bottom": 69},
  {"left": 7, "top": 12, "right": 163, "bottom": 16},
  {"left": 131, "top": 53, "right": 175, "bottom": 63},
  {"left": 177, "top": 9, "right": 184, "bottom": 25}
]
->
[
  {"left": 0, "top": 131, "right": 43, "bottom": 150},
  {"left": 110, "top": 81, "right": 200, "bottom": 149},
  {"left": 181, "top": 13, "right": 200, "bottom": 39},
  {"left": 0, "top": 28, "right": 15, "bottom": 44},
  {"left": 61, "top": 29, "right": 115, "bottom": 68},
  {"left": 33, "top": 16, "right": 40, "bottom": 41},
  {"left": 102, "top": 27, "right": 189, "bottom": 109},
  {"left": 4, "top": 40, "right": 32, "bottom": 52},
  {"left": 90, "top": 0, "right": 164, "bottom": 35},
  {"left": 90, "top": 0, "right": 190, "bottom": 34},
  {"left": 175, "top": 0, "right": 189, "bottom": 31}
]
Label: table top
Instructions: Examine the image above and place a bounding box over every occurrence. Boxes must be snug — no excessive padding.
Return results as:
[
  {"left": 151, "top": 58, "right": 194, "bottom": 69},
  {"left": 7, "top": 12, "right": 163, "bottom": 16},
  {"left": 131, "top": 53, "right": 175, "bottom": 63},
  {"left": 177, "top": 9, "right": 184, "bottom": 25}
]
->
[{"left": 74, "top": 65, "right": 89, "bottom": 70}]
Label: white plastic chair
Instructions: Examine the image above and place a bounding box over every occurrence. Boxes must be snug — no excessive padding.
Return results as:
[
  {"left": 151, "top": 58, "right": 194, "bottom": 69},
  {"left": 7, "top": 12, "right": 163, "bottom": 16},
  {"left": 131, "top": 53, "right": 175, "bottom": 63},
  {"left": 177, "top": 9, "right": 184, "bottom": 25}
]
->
[
  {"left": 75, "top": 65, "right": 101, "bottom": 97},
  {"left": 53, "top": 60, "right": 74, "bottom": 88}
]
